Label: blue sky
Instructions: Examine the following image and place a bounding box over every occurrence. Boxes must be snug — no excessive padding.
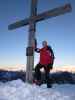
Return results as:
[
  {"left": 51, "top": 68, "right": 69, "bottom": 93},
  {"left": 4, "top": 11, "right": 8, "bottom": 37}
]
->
[{"left": 0, "top": 0, "right": 75, "bottom": 68}]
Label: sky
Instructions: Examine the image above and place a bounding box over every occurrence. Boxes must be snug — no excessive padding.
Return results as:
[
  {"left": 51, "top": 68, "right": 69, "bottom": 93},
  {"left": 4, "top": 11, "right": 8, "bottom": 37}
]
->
[{"left": 0, "top": 0, "right": 75, "bottom": 69}]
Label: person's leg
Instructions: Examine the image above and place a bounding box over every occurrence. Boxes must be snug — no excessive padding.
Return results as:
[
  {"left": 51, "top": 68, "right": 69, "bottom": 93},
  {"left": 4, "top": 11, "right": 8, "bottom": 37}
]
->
[
  {"left": 34, "top": 63, "right": 43, "bottom": 81},
  {"left": 44, "top": 64, "right": 53, "bottom": 88}
]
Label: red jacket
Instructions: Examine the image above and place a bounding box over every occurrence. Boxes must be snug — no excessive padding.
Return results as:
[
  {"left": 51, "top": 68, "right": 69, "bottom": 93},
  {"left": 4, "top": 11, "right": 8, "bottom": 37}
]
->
[{"left": 35, "top": 46, "right": 54, "bottom": 65}]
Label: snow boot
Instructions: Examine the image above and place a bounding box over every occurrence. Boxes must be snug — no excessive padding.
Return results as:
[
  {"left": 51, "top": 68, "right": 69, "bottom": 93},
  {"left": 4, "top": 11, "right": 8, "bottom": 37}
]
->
[
  {"left": 47, "top": 84, "right": 52, "bottom": 88},
  {"left": 33, "top": 80, "right": 42, "bottom": 86}
]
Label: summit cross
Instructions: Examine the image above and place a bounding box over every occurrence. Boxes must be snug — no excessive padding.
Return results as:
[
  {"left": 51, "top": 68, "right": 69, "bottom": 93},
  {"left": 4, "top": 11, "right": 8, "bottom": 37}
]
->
[{"left": 8, "top": 0, "right": 72, "bottom": 83}]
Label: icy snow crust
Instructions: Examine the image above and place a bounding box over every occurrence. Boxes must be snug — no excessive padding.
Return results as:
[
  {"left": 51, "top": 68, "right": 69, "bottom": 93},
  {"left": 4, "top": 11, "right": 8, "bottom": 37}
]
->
[{"left": 0, "top": 79, "right": 75, "bottom": 100}]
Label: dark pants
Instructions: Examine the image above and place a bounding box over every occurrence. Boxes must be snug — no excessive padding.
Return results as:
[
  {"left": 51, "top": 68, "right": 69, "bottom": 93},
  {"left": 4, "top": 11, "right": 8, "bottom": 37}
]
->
[{"left": 34, "top": 63, "right": 53, "bottom": 87}]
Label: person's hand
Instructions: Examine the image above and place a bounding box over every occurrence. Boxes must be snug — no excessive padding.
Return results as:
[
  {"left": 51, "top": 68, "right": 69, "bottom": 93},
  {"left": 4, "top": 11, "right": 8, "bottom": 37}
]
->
[
  {"left": 32, "top": 44, "right": 36, "bottom": 49},
  {"left": 32, "top": 40, "right": 36, "bottom": 49},
  {"left": 32, "top": 39, "right": 37, "bottom": 49}
]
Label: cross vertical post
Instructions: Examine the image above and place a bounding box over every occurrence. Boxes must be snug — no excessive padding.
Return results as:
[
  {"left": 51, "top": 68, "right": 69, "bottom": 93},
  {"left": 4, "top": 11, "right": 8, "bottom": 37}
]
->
[{"left": 26, "top": 0, "right": 37, "bottom": 83}]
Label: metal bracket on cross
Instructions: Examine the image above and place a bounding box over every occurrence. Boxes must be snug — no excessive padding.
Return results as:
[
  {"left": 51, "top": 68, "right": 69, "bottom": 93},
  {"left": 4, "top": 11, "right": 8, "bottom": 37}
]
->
[{"left": 26, "top": 47, "right": 33, "bottom": 56}]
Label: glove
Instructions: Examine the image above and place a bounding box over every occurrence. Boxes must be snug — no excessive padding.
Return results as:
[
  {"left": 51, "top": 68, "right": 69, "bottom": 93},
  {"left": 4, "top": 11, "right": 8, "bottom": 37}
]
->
[{"left": 32, "top": 38, "right": 37, "bottom": 49}]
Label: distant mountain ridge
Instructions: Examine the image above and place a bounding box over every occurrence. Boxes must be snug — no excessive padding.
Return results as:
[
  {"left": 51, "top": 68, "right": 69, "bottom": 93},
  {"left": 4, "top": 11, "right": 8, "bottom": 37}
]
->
[
  {"left": 0, "top": 65, "right": 75, "bottom": 73},
  {"left": 51, "top": 66, "right": 75, "bottom": 73}
]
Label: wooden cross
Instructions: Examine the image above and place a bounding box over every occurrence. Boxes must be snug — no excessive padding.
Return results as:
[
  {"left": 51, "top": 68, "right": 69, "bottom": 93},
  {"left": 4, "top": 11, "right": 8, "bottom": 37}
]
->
[{"left": 8, "top": 0, "right": 72, "bottom": 83}]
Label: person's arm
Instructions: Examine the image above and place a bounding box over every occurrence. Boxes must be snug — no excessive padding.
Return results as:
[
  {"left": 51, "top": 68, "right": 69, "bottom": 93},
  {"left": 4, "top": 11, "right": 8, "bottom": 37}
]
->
[
  {"left": 32, "top": 38, "right": 40, "bottom": 53},
  {"left": 47, "top": 46, "right": 55, "bottom": 59},
  {"left": 35, "top": 48, "right": 40, "bottom": 53}
]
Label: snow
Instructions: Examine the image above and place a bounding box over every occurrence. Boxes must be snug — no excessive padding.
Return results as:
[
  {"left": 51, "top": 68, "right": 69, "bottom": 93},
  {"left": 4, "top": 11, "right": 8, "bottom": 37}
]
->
[{"left": 0, "top": 80, "right": 75, "bottom": 100}]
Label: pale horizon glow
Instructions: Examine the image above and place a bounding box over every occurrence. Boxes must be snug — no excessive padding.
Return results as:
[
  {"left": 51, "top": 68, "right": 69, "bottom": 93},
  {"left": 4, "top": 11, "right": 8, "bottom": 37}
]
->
[{"left": 0, "top": 64, "right": 75, "bottom": 73}]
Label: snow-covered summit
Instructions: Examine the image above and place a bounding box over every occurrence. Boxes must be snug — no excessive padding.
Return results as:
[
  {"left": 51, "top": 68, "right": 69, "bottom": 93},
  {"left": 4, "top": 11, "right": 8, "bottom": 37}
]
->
[{"left": 0, "top": 79, "right": 75, "bottom": 100}]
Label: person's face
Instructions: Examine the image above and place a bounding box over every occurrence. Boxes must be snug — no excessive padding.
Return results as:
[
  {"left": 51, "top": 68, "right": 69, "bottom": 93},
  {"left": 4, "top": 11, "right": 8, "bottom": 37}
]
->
[{"left": 42, "top": 41, "right": 47, "bottom": 47}]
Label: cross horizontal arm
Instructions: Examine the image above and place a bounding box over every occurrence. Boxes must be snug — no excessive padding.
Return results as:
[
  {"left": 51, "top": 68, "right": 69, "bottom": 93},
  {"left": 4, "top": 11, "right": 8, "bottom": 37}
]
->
[
  {"left": 8, "top": 4, "right": 72, "bottom": 30},
  {"left": 33, "top": 3, "right": 72, "bottom": 22},
  {"left": 8, "top": 18, "right": 29, "bottom": 30}
]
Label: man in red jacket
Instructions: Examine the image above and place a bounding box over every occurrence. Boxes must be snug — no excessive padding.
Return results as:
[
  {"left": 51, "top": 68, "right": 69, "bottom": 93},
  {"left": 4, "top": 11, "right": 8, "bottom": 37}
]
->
[{"left": 33, "top": 40, "right": 55, "bottom": 88}]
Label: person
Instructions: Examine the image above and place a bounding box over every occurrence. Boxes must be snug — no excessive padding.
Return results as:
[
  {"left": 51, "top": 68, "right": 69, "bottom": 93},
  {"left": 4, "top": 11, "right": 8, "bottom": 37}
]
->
[{"left": 33, "top": 40, "right": 55, "bottom": 88}]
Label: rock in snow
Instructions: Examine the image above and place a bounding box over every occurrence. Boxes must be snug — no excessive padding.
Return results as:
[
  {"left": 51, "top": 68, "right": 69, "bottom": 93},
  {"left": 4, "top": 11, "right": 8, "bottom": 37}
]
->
[{"left": 0, "top": 79, "right": 75, "bottom": 100}]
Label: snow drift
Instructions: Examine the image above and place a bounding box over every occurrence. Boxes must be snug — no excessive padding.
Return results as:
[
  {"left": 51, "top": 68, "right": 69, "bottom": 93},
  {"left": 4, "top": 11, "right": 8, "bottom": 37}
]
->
[{"left": 0, "top": 79, "right": 75, "bottom": 100}]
